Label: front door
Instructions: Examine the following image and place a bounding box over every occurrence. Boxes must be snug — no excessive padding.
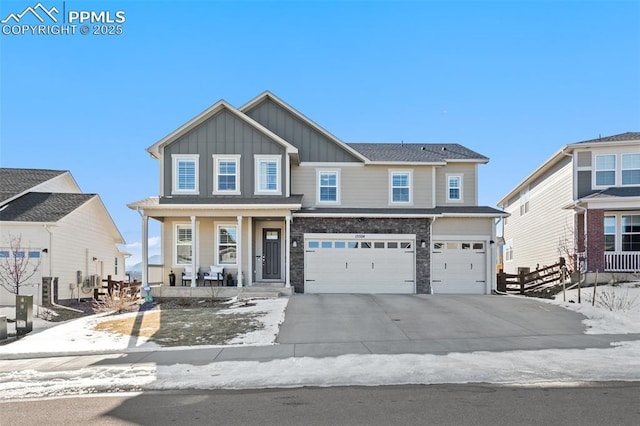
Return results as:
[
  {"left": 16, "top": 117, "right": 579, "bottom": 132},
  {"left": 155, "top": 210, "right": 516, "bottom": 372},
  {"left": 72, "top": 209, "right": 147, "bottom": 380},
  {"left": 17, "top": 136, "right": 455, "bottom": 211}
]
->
[{"left": 262, "top": 229, "right": 281, "bottom": 279}]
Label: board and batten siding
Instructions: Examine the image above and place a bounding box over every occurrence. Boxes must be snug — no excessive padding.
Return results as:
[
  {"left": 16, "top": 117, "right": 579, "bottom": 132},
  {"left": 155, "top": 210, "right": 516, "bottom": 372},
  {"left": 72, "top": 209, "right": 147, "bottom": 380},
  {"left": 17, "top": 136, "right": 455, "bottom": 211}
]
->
[
  {"left": 292, "top": 164, "right": 435, "bottom": 208},
  {"left": 163, "top": 110, "right": 286, "bottom": 199},
  {"left": 502, "top": 156, "right": 574, "bottom": 274},
  {"left": 435, "top": 163, "right": 477, "bottom": 206},
  {"left": 244, "top": 98, "right": 361, "bottom": 163}
]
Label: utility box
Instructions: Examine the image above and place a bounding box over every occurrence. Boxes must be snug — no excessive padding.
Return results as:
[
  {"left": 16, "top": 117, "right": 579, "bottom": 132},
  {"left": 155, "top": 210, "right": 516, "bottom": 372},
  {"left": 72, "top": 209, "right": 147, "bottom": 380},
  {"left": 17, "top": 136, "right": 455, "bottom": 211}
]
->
[
  {"left": 16, "top": 295, "right": 33, "bottom": 336},
  {"left": 0, "top": 316, "right": 7, "bottom": 340}
]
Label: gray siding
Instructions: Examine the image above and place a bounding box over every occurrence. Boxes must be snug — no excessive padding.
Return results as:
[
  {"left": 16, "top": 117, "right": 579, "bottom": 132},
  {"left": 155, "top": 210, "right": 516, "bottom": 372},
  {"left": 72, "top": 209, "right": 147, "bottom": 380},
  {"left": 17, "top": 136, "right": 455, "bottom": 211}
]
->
[
  {"left": 163, "top": 110, "right": 286, "bottom": 199},
  {"left": 577, "top": 170, "right": 594, "bottom": 198},
  {"left": 244, "top": 99, "right": 361, "bottom": 163}
]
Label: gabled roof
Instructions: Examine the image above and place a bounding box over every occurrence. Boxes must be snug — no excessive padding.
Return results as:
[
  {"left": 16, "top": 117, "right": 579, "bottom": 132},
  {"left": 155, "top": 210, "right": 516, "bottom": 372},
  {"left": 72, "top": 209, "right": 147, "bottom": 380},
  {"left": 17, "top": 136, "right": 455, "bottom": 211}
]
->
[
  {"left": 146, "top": 99, "right": 299, "bottom": 159},
  {"left": 497, "top": 131, "right": 639, "bottom": 207},
  {"left": 240, "top": 91, "right": 369, "bottom": 163},
  {"left": 581, "top": 186, "right": 640, "bottom": 200},
  {"left": 347, "top": 143, "right": 488, "bottom": 164},
  {"left": 0, "top": 168, "right": 67, "bottom": 204},
  {"left": 0, "top": 192, "right": 95, "bottom": 222}
]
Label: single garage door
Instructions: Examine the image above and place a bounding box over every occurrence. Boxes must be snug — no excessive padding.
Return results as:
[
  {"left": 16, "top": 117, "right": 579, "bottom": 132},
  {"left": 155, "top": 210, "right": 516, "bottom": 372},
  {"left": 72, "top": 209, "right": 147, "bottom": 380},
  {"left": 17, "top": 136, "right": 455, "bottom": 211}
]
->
[
  {"left": 431, "top": 241, "right": 487, "bottom": 294},
  {"left": 304, "top": 233, "right": 415, "bottom": 294}
]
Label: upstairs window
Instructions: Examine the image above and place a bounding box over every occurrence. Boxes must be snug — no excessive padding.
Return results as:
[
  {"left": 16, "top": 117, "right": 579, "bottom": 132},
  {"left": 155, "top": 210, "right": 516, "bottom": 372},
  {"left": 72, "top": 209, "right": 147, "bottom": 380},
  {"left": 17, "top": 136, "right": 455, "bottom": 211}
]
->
[
  {"left": 622, "top": 154, "right": 640, "bottom": 185},
  {"left": 447, "top": 175, "right": 463, "bottom": 202},
  {"left": 318, "top": 170, "right": 339, "bottom": 203},
  {"left": 255, "top": 155, "right": 281, "bottom": 194},
  {"left": 604, "top": 216, "right": 616, "bottom": 252},
  {"left": 595, "top": 155, "right": 616, "bottom": 186},
  {"left": 173, "top": 154, "right": 199, "bottom": 194},
  {"left": 519, "top": 187, "right": 530, "bottom": 216},
  {"left": 390, "top": 171, "right": 412, "bottom": 204},
  {"left": 213, "top": 155, "right": 240, "bottom": 194}
]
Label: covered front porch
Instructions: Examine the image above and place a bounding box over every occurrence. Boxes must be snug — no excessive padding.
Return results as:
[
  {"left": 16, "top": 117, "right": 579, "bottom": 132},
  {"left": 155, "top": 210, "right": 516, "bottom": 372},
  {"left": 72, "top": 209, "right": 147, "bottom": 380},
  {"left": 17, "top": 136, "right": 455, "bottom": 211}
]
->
[{"left": 129, "top": 197, "right": 302, "bottom": 294}]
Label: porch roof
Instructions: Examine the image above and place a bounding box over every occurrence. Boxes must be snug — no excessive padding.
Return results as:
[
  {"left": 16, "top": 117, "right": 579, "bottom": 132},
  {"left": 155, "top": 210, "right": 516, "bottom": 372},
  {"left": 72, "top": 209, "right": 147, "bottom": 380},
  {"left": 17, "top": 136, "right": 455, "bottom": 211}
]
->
[{"left": 127, "top": 195, "right": 303, "bottom": 212}]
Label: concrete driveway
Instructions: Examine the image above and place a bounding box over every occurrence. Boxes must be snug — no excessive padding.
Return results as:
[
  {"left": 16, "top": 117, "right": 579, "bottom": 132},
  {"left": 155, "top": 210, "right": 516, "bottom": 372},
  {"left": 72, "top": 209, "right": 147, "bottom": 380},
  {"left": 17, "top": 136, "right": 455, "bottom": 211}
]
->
[{"left": 276, "top": 294, "right": 637, "bottom": 357}]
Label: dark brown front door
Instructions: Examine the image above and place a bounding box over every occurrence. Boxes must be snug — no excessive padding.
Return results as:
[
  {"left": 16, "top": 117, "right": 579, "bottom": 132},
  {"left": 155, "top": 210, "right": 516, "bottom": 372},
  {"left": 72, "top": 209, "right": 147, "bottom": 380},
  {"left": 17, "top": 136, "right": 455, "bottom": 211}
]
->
[{"left": 262, "top": 229, "right": 281, "bottom": 279}]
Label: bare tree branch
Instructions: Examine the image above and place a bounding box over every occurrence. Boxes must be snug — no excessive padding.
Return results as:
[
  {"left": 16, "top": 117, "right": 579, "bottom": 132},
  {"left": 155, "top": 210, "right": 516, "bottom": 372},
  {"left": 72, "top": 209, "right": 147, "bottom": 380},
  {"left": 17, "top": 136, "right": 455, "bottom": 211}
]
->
[{"left": 0, "top": 233, "right": 41, "bottom": 294}]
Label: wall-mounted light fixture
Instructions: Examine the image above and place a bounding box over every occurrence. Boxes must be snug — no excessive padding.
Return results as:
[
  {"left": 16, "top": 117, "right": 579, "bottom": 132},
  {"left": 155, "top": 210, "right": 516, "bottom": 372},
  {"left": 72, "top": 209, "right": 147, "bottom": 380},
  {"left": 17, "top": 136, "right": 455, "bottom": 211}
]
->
[
  {"left": 42, "top": 248, "right": 48, "bottom": 253},
  {"left": 420, "top": 240, "right": 426, "bottom": 248},
  {"left": 489, "top": 240, "right": 495, "bottom": 245},
  {"left": 292, "top": 239, "right": 298, "bottom": 248},
  {"left": 92, "top": 256, "right": 97, "bottom": 261}
]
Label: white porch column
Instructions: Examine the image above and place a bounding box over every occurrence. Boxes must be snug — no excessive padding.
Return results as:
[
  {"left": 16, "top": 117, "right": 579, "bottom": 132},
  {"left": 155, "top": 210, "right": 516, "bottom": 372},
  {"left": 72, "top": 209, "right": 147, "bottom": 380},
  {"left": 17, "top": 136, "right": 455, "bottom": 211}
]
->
[
  {"left": 191, "top": 215, "right": 197, "bottom": 288},
  {"left": 141, "top": 214, "right": 149, "bottom": 286},
  {"left": 285, "top": 215, "right": 291, "bottom": 288},
  {"left": 237, "top": 215, "right": 243, "bottom": 287},
  {"left": 247, "top": 217, "right": 253, "bottom": 286}
]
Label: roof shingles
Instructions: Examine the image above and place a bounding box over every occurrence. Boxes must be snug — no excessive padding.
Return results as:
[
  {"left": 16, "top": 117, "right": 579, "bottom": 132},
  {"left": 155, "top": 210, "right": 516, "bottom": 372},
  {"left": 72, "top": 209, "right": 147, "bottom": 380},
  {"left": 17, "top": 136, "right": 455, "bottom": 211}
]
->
[
  {"left": 346, "top": 143, "right": 488, "bottom": 162},
  {"left": 0, "top": 168, "right": 67, "bottom": 204},
  {"left": 0, "top": 192, "right": 95, "bottom": 222}
]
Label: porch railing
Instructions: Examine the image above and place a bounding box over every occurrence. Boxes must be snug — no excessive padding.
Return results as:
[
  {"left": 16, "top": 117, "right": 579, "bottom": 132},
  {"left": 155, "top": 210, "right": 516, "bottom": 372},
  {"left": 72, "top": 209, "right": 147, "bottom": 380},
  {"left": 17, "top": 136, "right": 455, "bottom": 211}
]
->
[{"left": 605, "top": 252, "right": 640, "bottom": 272}]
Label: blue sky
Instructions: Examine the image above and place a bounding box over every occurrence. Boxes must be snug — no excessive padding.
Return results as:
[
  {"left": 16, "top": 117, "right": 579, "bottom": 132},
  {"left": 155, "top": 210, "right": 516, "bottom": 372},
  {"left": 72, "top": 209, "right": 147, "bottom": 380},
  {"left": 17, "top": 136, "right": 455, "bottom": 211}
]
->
[{"left": 1, "top": 1, "right": 639, "bottom": 265}]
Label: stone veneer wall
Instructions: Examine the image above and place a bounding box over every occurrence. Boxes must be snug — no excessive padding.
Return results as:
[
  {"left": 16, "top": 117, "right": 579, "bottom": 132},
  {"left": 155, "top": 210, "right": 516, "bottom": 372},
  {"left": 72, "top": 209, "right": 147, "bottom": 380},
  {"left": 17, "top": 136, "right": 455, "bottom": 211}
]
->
[{"left": 290, "top": 217, "right": 431, "bottom": 294}]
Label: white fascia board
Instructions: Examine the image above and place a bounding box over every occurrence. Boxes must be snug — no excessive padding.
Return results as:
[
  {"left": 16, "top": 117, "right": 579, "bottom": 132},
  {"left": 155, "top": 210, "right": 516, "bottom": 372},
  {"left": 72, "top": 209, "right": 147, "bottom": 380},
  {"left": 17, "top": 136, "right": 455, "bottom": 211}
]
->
[
  {"left": 496, "top": 146, "right": 569, "bottom": 207},
  {"left": 445, "top": 159, "right": 489, "bottom": 164},
  {"left": 146, "top": 100, "right": 299, "bottom": 157},
  {"left": 567, "top": 140, "right": 640, "bottom": 150},
  {"left": 439, "top": 212, "right": 510, "bottom": 218},
  {"left": 0, "top": 221, "right": 58, "bottom": 226},
  {"left": 299, "top": 162, "right": 364, "bottom": 167},
  {"left": 579, "top": 197, "right": 640, "bottom": 209},
  {"left": 239, "top": 91, "right": 368, "bottom": 163},
  {"left": 140, "top": 203, "right": 302, "bottom": 211}
]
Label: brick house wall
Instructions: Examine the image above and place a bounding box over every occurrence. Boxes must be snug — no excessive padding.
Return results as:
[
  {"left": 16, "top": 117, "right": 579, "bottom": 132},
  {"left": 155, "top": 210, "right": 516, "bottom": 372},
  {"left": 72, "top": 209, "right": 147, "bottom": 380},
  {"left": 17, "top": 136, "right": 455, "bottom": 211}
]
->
[
  {"left": 586, "top": 209, "right": 605, "bottom": 271},
  {"left": 290, "top": 217, "right": 431, "bottom": 294}
]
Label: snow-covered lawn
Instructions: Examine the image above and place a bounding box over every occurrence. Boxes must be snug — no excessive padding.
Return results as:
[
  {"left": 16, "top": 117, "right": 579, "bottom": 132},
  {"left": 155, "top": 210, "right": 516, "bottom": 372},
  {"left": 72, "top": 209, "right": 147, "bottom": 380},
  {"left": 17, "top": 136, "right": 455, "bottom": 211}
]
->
[{"left": 1, "top": 286, "right": 639, "bottom": 400}]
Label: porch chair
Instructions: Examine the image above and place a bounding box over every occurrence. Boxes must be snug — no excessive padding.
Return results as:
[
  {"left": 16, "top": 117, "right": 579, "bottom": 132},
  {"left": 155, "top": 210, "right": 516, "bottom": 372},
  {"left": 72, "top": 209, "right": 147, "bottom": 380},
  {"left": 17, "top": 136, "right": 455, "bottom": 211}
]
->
[
  {"left": 181, "top": 265, "right": 200, "bottom": 286},
  {"left": 203, "top": 265, "right": 225, "bottom": 286}
]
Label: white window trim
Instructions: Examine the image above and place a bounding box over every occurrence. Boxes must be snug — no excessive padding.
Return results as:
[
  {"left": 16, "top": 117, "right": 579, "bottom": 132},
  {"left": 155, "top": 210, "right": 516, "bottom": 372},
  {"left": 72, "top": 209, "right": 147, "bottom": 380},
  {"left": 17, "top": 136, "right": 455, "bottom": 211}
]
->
[
  {"left": 504, "top": 239, "right": 514, "bottom": 262},
  {"left": 446, "top": 174, "right": 464, "bottom": 203},
  {"left": 593, "top": 154, "right": 617, "bottom": 189},
  {"left": 519, "top": 187, "right": 530, "bottom": 216},
  {"left": 172, "top": 154, "right": 199, "bottom": 194},
  {"left": 216, "top": 223, "right": 238, "bottom": 266},
  {"left": 621, "top": 152, "right": 640, "bottom": 187},
  {"left": 316, "top": 169, "right": 341, "bottom": 205},
  {"left": 173, "top": 223, "right": 198, "bottom": 267},
  {"left": 389, "top": 170, "right": 413, "bottom": 205},
  {"left": 254, "top": 155, "right": 282, "bottom": 195},
  {"left": 213, "top": 155, "right": 241, "bottom": 195}
]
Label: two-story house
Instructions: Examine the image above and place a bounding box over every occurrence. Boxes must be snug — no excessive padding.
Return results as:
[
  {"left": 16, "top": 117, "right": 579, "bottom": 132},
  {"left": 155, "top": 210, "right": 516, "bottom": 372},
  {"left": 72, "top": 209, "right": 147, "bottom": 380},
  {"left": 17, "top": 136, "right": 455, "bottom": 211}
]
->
[
  {"left": 128, "top": 92, "right": 505, "bottom": 294},
  {"left": 498, "top": 132, "right": 640, "bottom": 281},
  {"left": 0, "top": 168, "right": 126, "bottom": 305}
]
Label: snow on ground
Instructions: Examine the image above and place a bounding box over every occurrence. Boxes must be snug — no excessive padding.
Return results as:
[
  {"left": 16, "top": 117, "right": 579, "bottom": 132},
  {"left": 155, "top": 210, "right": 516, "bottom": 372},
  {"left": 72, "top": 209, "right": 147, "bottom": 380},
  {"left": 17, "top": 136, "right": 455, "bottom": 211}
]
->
[
  {"left": 0, "top": 297, "right": 289, "bottom": 356},
  {"left": 1, "top": 287, "right": 640, "bottom": 400}
]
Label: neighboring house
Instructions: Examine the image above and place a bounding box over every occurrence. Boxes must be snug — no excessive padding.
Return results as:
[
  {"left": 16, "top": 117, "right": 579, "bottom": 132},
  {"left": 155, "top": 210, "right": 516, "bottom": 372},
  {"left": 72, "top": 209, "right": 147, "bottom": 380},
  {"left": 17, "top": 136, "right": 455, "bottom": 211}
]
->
[
  {"left": 497, "top": 132, "right": 640, "bottom": 279},
  {"left": 0, "top": 168, "right": 126, "bottom": 304},
  {"left": 128, "top": 91, "right": 505, "bottom": 294}
]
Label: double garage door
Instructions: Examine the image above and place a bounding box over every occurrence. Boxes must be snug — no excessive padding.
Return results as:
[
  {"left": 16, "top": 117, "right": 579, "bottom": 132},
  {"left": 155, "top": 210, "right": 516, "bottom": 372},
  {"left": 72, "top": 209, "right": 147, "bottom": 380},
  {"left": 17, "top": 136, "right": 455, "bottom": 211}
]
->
[
  {"left": 431, "top": 241, "right": 487, "bottom": 294},
  {"left": 304, "top": 233, "right": 415, "bottom": 294}
]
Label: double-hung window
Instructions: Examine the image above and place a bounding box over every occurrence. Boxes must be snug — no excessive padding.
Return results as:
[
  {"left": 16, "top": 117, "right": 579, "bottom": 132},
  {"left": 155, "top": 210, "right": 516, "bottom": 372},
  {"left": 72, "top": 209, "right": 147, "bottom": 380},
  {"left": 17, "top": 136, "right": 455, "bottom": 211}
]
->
[
  {"left": 318, "top": 170, "right": 339, "bottom": 203},
  {"left": 447, "top": 175, "right": 463, "bottom": 202},
  {"left": 621, "top": 215, "right": 640, "bottom": 252},
  {"left": 175, "top": 224, "right": 193, "bottom": 266},
  {"left": 390, "top": 171, "right": 411, "bottom": 204},
  {"left": 519, "top": 187, "right": 530, "bottom": 216},
  {"left": 213, "top": 155, "right": 240, "bottom": 194},
  {"left": 255, "top": 155, "right": 281, "bottom": 194},
  {"left": 595, "top": 155, "right": 616, "bottom": 187},
  {"left": 217, "top": 224, "right": 237, "bottom": 265},
  {"left": 604, "top": 216, "right": 616, "bottom": 252},
  {"left": 172, "top": 154, "right": 199, "bottom": 194},
  {"left": 622, "top": 154, "right": 640, "bottom": 185}
]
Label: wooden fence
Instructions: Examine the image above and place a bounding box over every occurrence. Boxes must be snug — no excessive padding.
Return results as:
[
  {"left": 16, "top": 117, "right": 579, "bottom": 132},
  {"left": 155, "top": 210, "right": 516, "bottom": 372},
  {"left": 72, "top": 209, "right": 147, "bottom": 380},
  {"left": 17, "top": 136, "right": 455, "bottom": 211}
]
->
[
  {"left": 497, "top": 257, "right": 567, "bottom": 296},
  {"left": 94, "top": 275, "right": 142, "bottom": 300}
]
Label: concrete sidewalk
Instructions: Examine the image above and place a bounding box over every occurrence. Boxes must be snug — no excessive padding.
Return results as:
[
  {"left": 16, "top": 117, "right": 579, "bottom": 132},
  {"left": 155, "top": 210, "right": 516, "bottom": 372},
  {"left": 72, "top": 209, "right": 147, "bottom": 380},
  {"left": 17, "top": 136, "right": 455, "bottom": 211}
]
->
[{"left": 1, "top": 294, "right": 639, "bottom": 373}]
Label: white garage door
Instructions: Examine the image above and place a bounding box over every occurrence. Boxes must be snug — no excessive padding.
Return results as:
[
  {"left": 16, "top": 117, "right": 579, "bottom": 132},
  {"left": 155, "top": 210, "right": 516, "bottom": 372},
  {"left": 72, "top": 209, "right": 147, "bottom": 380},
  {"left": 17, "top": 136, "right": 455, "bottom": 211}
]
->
[
  {"left": 431, "top": 241, "right": 487, "bottom": 294},
  {"left": 304, "top": 234, "right": 415, "bottom": 294}
]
